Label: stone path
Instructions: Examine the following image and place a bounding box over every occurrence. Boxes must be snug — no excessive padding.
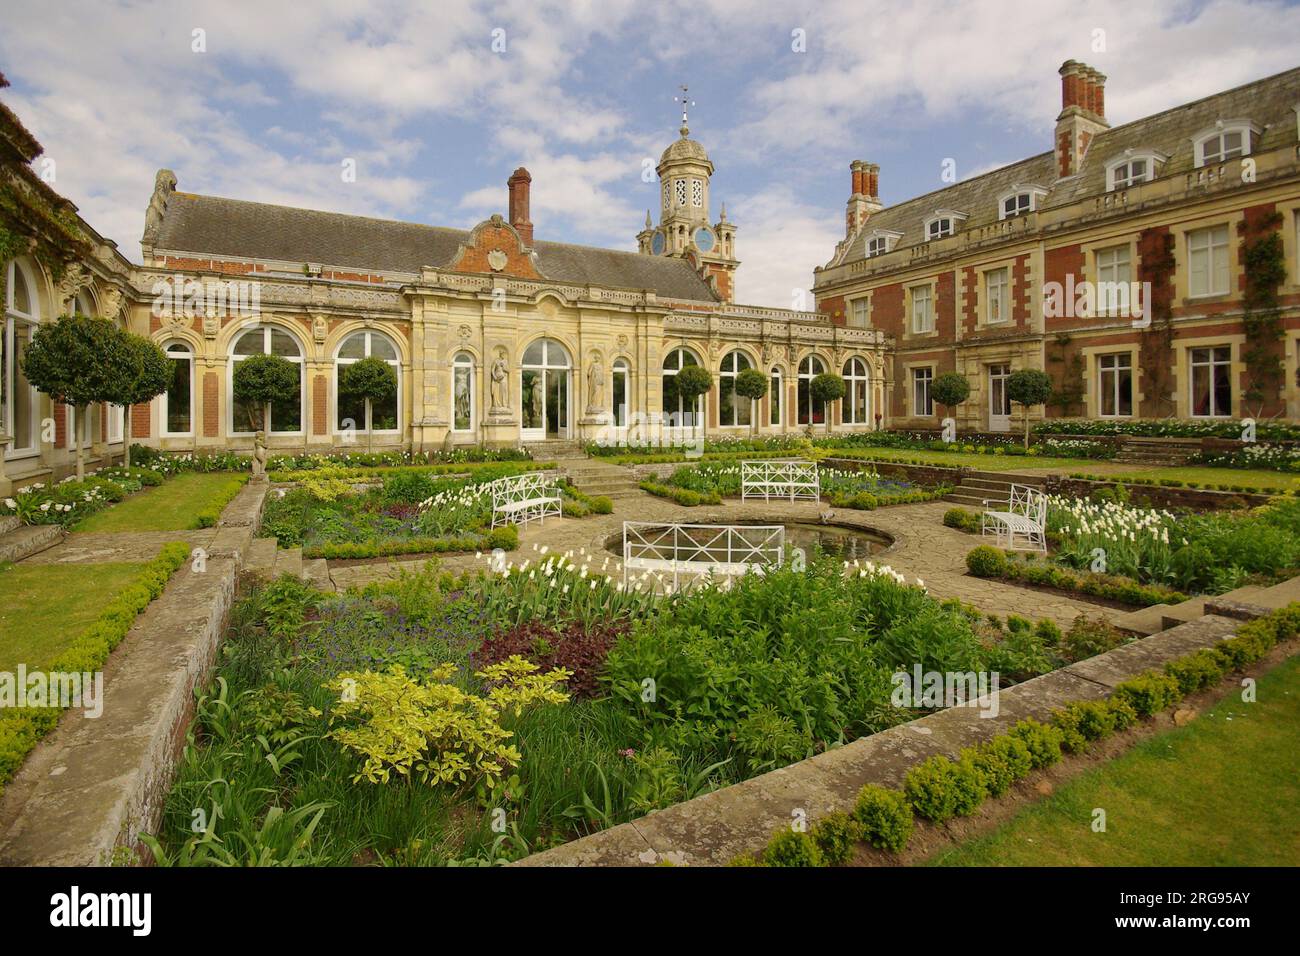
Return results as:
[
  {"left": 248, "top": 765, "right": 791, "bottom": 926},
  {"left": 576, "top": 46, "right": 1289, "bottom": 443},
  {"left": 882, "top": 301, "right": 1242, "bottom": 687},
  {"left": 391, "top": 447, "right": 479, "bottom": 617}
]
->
[{"left": 329, "top": 492, "right": 1115, "bottom": 628}]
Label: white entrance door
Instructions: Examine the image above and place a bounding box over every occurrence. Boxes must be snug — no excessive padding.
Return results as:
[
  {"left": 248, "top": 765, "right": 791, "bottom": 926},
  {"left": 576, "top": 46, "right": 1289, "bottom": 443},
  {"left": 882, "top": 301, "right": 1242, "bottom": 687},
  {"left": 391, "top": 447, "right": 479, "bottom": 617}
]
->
[
  {"left": 520, "top": 338, "right": 571, "bottom": 442},
  {"left": 988, "top": 363, "right": 1012, "bottom": 432}
]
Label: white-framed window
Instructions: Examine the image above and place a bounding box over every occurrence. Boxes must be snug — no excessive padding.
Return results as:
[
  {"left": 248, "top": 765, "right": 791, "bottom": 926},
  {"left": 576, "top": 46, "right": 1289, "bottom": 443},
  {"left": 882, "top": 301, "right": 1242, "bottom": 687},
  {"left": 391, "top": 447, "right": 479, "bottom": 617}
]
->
[
  {"left": 1190, "top": 345, "right": 1232, "bottom": 418},
  {"left": 1095, "top": 244, "right": 1133, "bottom": 315},
  {"left": 69, "top": 290, "right": 98, "bottom": 450},
  {"left": 985, "top": 267, "right": 1009, "bottom": 324},
  {"left": 691, "top": 179, "right": 703, "bottom": 208},
  {"left": 4, "top": 259, "right": 41, "bottom": 459},
  {"left": 718, "top": 349, "right": 753, "bottom": 428},
  {"left": 452, "top": 351, "right": 474, "bottom": 432},
  {"left": 910, "top": 284, "right": 934, "bottom": 333},
  {"left": 1195, "top": 124, "right": 1253, "bottom": 167},
  {"left": 229, "top": 324, "right": 304, "bottom": 434},
  {"left": 162, "top": 341, "right": 194, "bottom": 435},
  {"left": 926, "top": 216, "right": 954, "bottom": 240},
  {"left": 867, "top": 236, "right": 888, "bottom": 257},
  {"left": 842, "top": 357, "right": 870, "bottom": 425},
  {"left": 674, "top": 179, "right": 687, "bottom": 207},
  {"left": 1109, "top": 158, "right": 1150, "bottom": 190},
  {"left": 1188, "top": 224, "right": 1230, "bottom": 297},
  {"left": 912, "top": 367, "right": 934, "bottom": 417},
  {"left": 1001, "top": 193, "right": 1033, "bottom": 219},
  {"left": 769, "top": 366, "right": 783, "bottom": 426},
  {"left": 797, "top": 354, "right": 827, "bottom": 425},
  {"left": 335, "top": 329, "right": 400, "bottom": 434},
  {"left": 612, "top": 358, "right": 629, "bottom": 427},
  {"left": 662, "top": 346, "right": 703, "bottom": 429},
  {"left": 850, "top": 297, "right": 870, "bottom": 328},
  {"left": 1098, "top": 352, "right": 1133, "bottom": 417}
]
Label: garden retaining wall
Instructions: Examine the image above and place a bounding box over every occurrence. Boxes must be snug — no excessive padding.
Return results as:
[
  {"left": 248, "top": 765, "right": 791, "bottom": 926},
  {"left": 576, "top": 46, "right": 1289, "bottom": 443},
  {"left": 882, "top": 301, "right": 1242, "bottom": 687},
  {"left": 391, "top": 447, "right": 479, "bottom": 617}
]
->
[{"left": 515, "top": 612, "right": 1245, "bottom": 867}]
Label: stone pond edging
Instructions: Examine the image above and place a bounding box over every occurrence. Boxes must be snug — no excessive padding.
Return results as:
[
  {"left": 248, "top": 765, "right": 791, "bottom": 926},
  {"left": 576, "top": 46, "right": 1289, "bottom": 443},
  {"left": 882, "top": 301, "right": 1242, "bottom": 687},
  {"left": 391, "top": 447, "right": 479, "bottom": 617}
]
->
[
  {"left": 0, "top": 482, "right": 269, "bottom": 866},
  {"left": 514, "top": 612, "right": 1243, "bottom": 867}
]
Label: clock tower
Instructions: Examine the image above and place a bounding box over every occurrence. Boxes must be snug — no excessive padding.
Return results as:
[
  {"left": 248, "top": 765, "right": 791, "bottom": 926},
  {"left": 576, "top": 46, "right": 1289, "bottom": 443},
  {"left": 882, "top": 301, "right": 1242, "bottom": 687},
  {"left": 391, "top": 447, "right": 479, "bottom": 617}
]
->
[{"left": 637, "top": 87, "right": 740, "bottom": 302}]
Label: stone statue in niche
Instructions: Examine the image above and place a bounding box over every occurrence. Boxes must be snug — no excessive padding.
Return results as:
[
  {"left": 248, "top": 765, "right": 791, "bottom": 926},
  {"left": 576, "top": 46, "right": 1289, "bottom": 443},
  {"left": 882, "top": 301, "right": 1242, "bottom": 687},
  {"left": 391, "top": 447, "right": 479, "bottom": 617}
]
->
[
  {"left": 489, "top": 354, "right": 510, "bottom": 413},
  {"left": 586, "top": 354, "right": 605, "bottom": 412}
]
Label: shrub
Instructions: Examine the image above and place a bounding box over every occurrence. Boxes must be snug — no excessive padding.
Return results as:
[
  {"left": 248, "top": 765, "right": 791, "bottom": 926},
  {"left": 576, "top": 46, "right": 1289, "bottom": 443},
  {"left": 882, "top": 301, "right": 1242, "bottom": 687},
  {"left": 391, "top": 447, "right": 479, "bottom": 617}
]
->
[
  {"left": 1051, "top": 699, "right": 1117, "bottom": 753},
  {"left": 475, "top": 619, "right": 628, "bottom": 699},
  {"left": 590, "top": 496, "right": 614, "bottom": 514},
  {"left": 763, "top": 828, "right": 824, "bottom": 867},
  {"left": 852, "top": 785, "right": 913, "bottom": 851},
  {"left": 968, "top": 735, "right": 1033, "bottom": 796},
  {"left": 1059, "top": 615, "right": 1127, "bottom": 661},
  {"left": 1107, "top": 695, "right": 1139, "bottom": 731},
  {"left": 965, "top": 545, "right": 1008, "bottom": 578},
  {"left": 943, "top": 507, "right": 981, "bottom": 532},
  {"left": 1113, "top": 671, "right": 1183, "bottom": 718},
  {"left": 811, "top": 811, "right": 861, "bottom": 865},
  {"left": 1164, "top": 648, "right": 1227, "bottom": 695},
  {"left": 904, "top": 754, "right": 986, "bottom": 822},
  {"left": 1008, "top": 718, "right": 1064, "bottom": 769},
  {"left": 486, "top": 525, "right": 519, "bottom": 551}
]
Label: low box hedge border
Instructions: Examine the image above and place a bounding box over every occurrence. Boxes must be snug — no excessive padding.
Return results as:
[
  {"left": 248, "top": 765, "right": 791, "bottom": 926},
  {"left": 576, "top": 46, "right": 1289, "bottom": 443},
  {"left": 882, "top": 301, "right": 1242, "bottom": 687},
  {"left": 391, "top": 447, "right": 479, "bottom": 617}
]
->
[
  {"left": 964, "top": 544, "right": 1187, "bottom": 608},
  {"left": 745, "top": 601, "right": 1300, "bottom": 865},
  {"left": 306, "top": 525, "right": 518, "bottom": 560},
  {"left": 196, "top": 475, "right": 251, "bottom": 529},
  {"left": 266, "top": 459, "right": 555, "bottom": 484},
  {"left": 0, "top": 541, "right": 190, "bottom": 794}
]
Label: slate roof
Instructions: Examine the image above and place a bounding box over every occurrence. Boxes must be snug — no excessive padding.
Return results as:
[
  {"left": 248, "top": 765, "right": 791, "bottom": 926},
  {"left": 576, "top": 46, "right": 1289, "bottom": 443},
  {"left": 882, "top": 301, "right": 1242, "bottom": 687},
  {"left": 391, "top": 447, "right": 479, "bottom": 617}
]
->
[
  {"left": 834, "top": 65, "right": 1300, "bottom": 266},
  {"left": 152, "top": 191, "right": 720, "bottom": 302}
]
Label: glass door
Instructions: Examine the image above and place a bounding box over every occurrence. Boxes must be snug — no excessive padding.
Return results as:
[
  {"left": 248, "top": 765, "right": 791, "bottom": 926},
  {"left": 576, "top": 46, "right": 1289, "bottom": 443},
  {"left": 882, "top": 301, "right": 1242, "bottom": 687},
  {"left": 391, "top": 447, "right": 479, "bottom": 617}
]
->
[
  {"left": 545, "top": 368, "right": 568, "bottom": 438},
  {"left": 988, "top": 363, "right": 1011, "bottom": 432}
]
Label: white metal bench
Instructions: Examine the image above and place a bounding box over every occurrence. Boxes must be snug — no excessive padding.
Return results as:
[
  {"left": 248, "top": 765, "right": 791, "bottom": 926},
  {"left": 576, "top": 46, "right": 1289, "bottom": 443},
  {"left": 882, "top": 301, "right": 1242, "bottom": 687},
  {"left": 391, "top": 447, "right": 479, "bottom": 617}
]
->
[
  {"left": 489, "top": 470, "right": 562, "bottom": 528},
  {"left": 981, "top": 483, "right": 1047, "bottom": 552},
  {"left": 622, "top": 521, "right": 785, "bottom": 589},
  {"left": 740, "top": 459, "right": 820, "bottom": 502}
]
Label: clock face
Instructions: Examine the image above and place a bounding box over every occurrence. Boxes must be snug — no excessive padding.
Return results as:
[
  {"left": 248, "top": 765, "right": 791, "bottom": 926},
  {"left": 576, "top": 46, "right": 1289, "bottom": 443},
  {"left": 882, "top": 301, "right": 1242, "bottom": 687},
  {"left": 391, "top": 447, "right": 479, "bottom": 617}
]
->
[
  {"left": 694, "top": 227, "right": 714, "bottom": 252},
  {"left": 651, "top": 231, "right": 666, "bottom": 255}
]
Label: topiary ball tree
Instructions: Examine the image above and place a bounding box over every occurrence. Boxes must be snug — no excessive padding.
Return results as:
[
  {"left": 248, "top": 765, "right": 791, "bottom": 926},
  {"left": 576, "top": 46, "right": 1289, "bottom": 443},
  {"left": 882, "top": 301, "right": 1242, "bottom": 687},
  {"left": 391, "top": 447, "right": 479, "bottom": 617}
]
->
[
  {"left": 232, "top": 353, "right": 299, "bottom": 433},
  {"left": 20, "top": 314, "right": 132, "bottom": 480},
  {"left": 113, "top": 333, "right": 171, "bottom": 469},
  {"left": 733, "top": 367, "right": 768, "bottom": 436},
  {"left": 810, "top": 372, "right": 846, "bottom": 434},
  {"left": 338, "top": 355, "right": 398, "bottom": 451},
  {"left": 1006, "top": 368, "right": 1054, "bottom": 449},
  {"left": 931, "top": 371, "right": 971, "bottom": 433},
  {"left": 671, "top": 364, "right": 713, "bottom": 432}
]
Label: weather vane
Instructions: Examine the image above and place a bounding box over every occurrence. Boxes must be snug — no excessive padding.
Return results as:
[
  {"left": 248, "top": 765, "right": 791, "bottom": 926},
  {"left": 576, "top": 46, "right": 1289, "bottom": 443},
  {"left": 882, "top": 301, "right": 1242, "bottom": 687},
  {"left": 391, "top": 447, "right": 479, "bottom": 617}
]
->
[{"left": 675, "top": 84, "right": 695, "bottom": 136}]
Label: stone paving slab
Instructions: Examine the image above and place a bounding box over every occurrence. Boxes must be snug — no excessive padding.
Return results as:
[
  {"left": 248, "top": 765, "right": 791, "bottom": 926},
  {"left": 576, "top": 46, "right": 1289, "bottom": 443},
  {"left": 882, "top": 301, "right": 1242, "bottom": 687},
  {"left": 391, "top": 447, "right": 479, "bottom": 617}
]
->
[{"left": 22, "top": 528, "right": 216, "bottom": 565}]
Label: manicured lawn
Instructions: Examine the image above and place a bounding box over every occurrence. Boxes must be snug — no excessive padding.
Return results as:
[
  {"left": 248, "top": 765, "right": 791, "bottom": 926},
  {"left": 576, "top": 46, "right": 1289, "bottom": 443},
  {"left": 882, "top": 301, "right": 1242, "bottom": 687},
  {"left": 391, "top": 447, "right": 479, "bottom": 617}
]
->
[
  {"left": 74, "top": 471, "right": 243, "bottom": 532},
  {"left": 816, "top": 446, "right": 1096, "bottom": 472},
  {"left": 0, "top": 561, "right": 146, "bottom": 672},
  {"left": 1072, "top": 465, "right": 1300, "bottom": 493},
  {"left": 930, "top": 653, "right": 1300, "bottom": 866}
]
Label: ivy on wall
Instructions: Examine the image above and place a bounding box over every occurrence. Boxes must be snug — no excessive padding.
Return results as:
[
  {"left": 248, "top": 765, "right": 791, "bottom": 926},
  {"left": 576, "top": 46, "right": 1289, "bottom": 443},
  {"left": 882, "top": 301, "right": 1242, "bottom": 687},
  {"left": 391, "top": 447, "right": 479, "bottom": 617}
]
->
[
  {"left": 1046, "top": 332, "right": 1084, "bottom": 415},
  {"left": 1240, "top": 211, "right": 1287, "bottom": 412},
  {"left": 1137, "top": 228, "right": 1176, "bottom": 416}
]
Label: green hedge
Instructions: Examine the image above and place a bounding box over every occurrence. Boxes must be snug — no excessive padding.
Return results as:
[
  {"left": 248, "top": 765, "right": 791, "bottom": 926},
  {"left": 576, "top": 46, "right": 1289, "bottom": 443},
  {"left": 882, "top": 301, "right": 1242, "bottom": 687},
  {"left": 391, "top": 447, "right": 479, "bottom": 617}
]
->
[
  {"left": 638, "top": 480, "right": 722, "bottom": 506},
  {"left": 965, "top": 545, "right": 1187, "bottom": 608},
  {"left": 305, "top": 525, "right": 517, "bottom": 560},
  {"left": 0, "top": 541, "right": 189, "bottom": 793},
  {"left": 195, "top": 475, "right": 250, "bottom": 528}
]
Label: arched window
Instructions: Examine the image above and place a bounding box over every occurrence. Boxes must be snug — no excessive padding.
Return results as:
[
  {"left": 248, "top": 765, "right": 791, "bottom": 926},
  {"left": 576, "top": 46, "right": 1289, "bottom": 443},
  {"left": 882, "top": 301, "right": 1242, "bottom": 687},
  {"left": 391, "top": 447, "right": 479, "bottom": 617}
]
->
[
  {"left": 612, "top": 358, "right": 629, "bottom": 427},
  {"left": 452, "top": 352, "right": 474, "bottom": 433},
  {"left": 718, "top": 350, "right": 752, "bottom": 428},
  {"left": 661, "top": 346, "right": 702, "bottom": 431},
  {"left": 162, "top": 341, "right": 194, "bottom": 435},
  {"left": 229, "top": 325, "right": 303, "bottom": 434},
  {"left": 521, "top": 338, "right": 571, "bottom": 438},
  {"left": 335, "top": 330, "right": 400, "bottom": 433},
  {"left": 769, "top": 366, "right": 783, "bottom": 427},
  {"left": 842, "top": 357, "right": 870, "bottom": 425},
  {"left": 797, "top": 355, "right": 827, "bottom": 426},
  {"left": 3, "top": 259, "right": 40, "bottom": 458}
]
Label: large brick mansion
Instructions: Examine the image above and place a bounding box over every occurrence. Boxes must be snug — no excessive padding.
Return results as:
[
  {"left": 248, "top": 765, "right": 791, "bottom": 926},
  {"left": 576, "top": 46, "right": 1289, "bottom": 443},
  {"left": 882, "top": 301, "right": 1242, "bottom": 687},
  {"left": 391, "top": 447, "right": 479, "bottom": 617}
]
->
[{"left": 2, "top": 60, "right": 1299, "bottom": 490}]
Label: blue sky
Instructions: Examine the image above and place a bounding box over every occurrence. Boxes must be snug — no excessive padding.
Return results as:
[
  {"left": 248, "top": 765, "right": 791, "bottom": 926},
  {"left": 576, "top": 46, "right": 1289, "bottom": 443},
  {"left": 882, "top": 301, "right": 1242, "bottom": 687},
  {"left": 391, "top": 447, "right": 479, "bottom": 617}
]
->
[{"left": 2, "top": 0, "right": 1298, "bottom": 306}]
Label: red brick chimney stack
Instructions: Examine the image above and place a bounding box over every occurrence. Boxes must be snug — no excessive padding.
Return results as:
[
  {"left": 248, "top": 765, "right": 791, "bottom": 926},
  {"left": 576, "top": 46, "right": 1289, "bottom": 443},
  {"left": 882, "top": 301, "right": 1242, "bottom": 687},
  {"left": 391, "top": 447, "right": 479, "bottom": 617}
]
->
[
  {"left": 1060, "top": 60, "right": 1106, "bottom": 119},
  {"left": 865, "top": 162, "right": 879, "bottom": 199},
  {"left": 850, "top": 160, "right": 865, "bottom": 196},
  {"left": 507, "top": 167, "right": 533, "bottom": 245}
]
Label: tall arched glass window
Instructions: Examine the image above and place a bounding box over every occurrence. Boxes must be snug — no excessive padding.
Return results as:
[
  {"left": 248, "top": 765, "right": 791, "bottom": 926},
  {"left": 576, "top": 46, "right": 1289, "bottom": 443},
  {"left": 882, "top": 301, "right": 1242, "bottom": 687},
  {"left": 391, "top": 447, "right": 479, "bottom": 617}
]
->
[
  {"left": 842, "top": 357, "right": 870, "bottom": 425},
  {"left": 797, "top": 355, "right": 827, "bottom": 426},
  {"left": 230, "top": 325, "right": 303, "bottom": 433},
  {"left": 612, "top": 358, "right": 629, "bottom": 427},
  {"left": 335, "top": 330, "right": 400, "bottom": 433},
  {"left": 718, "top": 350, "right": 752, "bottom": 427},
  {"left": 521, "top": 338, "right": 571, "bottom": 438},
  {"left": 3, "top": 259, "right": 40, "bottom": 458},
  {"left": 662, "top": 347, "right": 702, "bottom": 430},
  {"left": 452, "top": 352, "right": 474, "bottom": 433},
  {"left": 162, "top": 341, "right": 194, "bottom": 435},
  {"left": 769, "top": 366, "right": 783, "bottom": 427}
]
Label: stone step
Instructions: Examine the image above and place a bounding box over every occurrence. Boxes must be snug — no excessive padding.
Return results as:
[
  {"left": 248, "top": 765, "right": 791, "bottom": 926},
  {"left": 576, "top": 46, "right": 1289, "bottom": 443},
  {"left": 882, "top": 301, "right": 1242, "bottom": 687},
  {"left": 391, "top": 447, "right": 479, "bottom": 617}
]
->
[
  {"left": 274, "top": 546, "right": 303, "bottom": 580},
  {"left": 945, "top": 493, "right": 996, "bottom": 508},
  {"left": 0, "top": 524, "right": 65, "bottom": 564},
  {"left": 0, "top": 515, "right": 20, "bottom": 536},
  {"left": 243, "top": 536, "right": 279, "bottom": 579},
  {"left": 303, "top": 557, "right": 334, "bottom": 592},
  {"left": 1110, "top": 602, "right": 1175, "bottom": 636},
  {"left": 960, "top": 477, "right": 1015, "bottom": 491}
]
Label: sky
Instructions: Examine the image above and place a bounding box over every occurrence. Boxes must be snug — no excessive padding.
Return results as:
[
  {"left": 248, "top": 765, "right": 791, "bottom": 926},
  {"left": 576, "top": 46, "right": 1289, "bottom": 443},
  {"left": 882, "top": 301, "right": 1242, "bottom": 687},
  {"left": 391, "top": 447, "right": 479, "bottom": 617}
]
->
[{"left": 2, "top": 0, "right": 1299, "bottom": 307}]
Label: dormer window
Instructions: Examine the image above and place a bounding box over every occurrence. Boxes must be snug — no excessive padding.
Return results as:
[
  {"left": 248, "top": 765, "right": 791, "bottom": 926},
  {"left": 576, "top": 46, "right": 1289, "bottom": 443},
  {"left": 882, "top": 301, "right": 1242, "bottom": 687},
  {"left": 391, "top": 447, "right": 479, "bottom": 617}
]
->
[
  {"left": 997, "top": 185, "right": 1047, "bottom": 220},
  {"left": 1193, "top": 121, "right": 1258, "bottom": 167},
  {"left": 924, "top": 210, "right": 967, "bottom": 240},
  {"left": 1106, "top": 150, "right": 1166, "bottom": 191},
  {"left": 864, "top": 230, "right": 902, "bottom": 258}
]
